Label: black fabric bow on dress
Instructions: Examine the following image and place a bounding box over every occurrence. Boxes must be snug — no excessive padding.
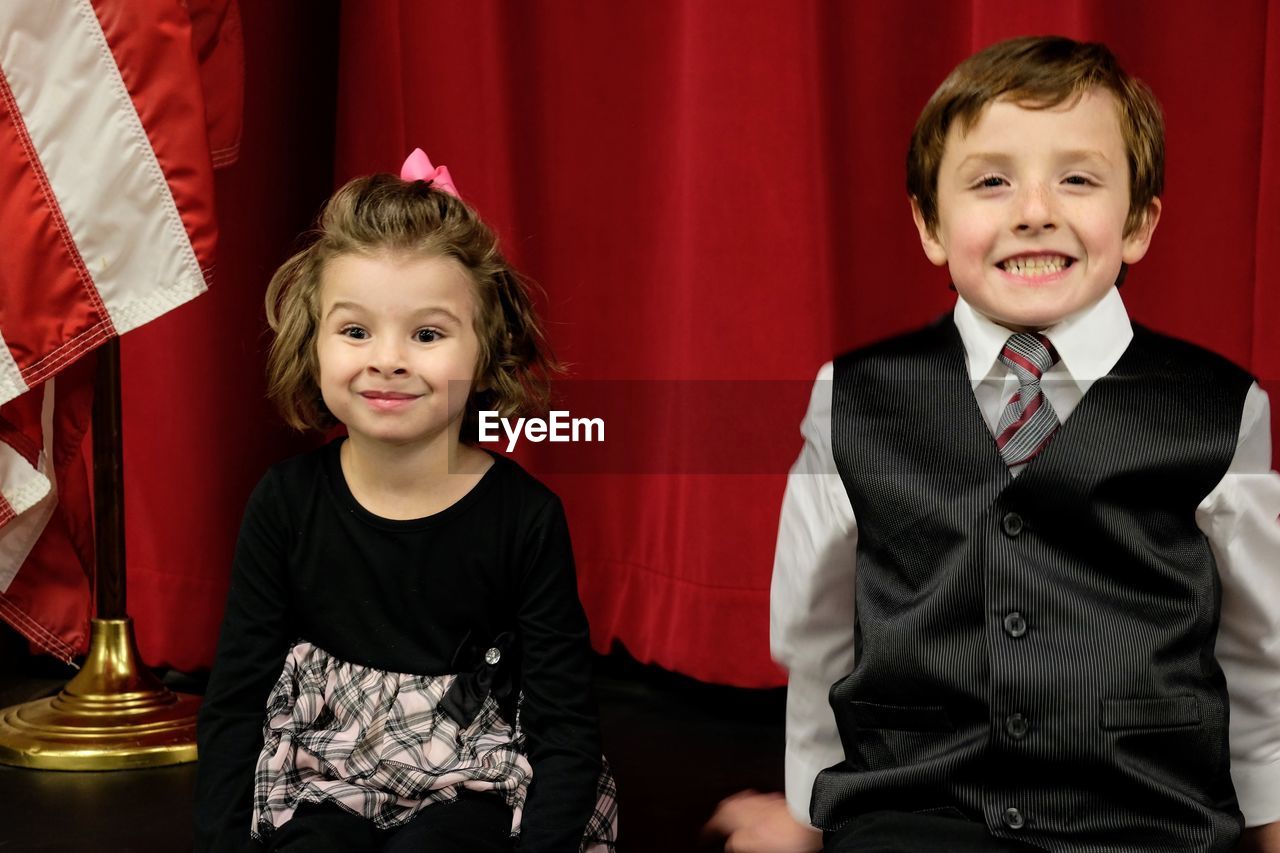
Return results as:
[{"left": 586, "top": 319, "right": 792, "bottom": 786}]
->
[{"left": 440, "top": 630, "right": 518, "bottom": 727}]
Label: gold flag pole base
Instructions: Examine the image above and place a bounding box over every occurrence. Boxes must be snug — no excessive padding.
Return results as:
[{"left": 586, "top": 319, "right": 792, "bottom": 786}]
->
[{"left": 0, "top": 617, "right": 200, "bottom": 771}]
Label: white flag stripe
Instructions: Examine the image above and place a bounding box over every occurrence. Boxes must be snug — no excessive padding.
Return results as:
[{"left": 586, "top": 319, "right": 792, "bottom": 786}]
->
[
  {"left": 0, "top": 329, "right": 24, "bottom": 405},
  {"left": 0, "top": 0, "right": 206, "bottom": 397},
  {"left": 0, "top": 381, "right": 56, "bottom": 591},
  {"left": 0, "top": 441, "right": 49, "bottom": 522},
  {"left": 0, "top": 469, "right": 54, "bottom": 590}
]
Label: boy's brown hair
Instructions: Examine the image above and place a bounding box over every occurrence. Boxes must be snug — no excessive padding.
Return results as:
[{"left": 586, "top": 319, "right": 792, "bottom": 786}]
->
[
  {"left": 265, "top": 174, "right": 559, "bottom": 433},
  {"left": 908, "top": 35, "right": 1164, "bottom": 237}
]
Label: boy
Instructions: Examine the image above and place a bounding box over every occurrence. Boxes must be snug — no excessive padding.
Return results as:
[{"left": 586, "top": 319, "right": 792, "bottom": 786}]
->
[{"left": 710, "top": 36, "right": 1280, "bottom": 853}]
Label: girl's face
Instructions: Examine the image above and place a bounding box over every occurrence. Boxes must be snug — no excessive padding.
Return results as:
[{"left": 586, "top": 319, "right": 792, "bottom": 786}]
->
[{"left": 316, "top": 252, "right": 483, "bottom": 451}]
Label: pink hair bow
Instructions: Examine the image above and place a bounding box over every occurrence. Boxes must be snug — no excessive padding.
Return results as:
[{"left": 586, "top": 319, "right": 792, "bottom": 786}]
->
[{"left": 400, "top": 148, "right": 460, "bottom": 197}]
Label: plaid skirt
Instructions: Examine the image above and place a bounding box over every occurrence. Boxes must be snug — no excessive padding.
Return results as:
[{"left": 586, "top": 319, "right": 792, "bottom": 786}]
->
[{"left": 252, "top": 641, "right": 618, "bottom": 851}]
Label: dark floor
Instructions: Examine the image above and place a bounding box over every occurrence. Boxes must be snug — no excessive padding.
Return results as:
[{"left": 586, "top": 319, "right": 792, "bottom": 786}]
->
[{"left": 0, "top": 635, "right": 784, "bottom": 852}]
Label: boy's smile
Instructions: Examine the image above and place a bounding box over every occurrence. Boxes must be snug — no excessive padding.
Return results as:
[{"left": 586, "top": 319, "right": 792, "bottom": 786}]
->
[{"left": 912, "top": 89, "right": 1161, "bottom": 331}]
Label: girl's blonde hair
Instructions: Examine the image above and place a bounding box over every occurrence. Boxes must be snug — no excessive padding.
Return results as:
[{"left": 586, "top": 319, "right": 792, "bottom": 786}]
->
[{"left": 265, "top": 173, "right": 559, "bottom": 432}]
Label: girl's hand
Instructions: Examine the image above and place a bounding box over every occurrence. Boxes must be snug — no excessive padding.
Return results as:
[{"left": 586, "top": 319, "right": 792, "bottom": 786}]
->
[
  {"left": 1239, "top": 822, "right": 1280, "bottom": 853},
  {"left": 705, "top": 790, "right": 822, "bottom": 853}
]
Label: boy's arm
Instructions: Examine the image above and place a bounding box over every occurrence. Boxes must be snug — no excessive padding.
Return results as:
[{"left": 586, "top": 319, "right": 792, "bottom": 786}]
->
[
  {"left": 710, "top": 365, "right": 853, "bottom": 853},
  {"left": 1197, "top": 383, "right": 1280, "bottom": 831},
  {"left": 770, "top": 363, "right": 858, "bottom": 823}
]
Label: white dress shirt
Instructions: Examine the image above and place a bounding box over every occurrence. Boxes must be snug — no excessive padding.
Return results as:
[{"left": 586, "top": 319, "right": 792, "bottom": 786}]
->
[{"left": 771, "top": 288, "right": 1280, "bottom": 827}]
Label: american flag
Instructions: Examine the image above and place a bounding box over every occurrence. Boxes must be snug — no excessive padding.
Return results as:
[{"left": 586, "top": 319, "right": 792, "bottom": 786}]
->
[{"left": 0, "top": 0, "right": 238, "bottom": 660}]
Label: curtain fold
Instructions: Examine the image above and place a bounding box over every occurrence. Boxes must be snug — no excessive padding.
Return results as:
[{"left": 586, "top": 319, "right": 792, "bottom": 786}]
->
[
  {"left": 325, "top": 0, "right": 1278, "bottom": 687},
  {"left": 117, "top": 1, "right": 1276, "bottom": 686},
  {"left": 1255, "top": 0, "right": 1280, "bottom": 405},
  {"left": 119, "top": 2, "right": 336, "bottom": 670}
]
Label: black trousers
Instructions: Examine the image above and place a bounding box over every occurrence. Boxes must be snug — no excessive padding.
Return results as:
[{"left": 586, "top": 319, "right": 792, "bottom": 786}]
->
[
  {"left": 265, "top": 792, "right": 512, "bottom": 853},
  {"left": 824, "top": 811, "right": 1041, "bottom": 853}
]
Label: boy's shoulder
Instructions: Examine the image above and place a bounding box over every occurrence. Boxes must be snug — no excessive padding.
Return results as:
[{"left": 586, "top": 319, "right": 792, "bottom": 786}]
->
[
  {"left": 832, "top": 314, "right": 960, "bottom": 374},
  {"left": 1129, "top": 324, "right": 1256, "bottom": 386},
  {"left": 829, "top": 316, "right": 1255, "bottom": 389}
]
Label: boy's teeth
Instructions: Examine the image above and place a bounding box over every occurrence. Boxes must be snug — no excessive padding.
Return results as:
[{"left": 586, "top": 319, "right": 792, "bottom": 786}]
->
[{"left": 1003, "top": 256, "right": 1069, "bottom": 277}]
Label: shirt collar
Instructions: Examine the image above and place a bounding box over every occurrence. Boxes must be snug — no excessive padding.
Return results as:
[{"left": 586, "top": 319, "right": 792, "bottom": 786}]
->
[{"left": 952, "top": 287, "right": 1133, "bottom": 391}]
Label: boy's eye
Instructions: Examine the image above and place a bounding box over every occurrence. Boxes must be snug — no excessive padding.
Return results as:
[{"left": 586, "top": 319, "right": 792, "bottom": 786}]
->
[
  {"left": 339, "top": 325, "right": 368, "bottom": 340},
  {"left": 974, "top": 174, "right": 1007, "bottom": 189},
  {"left": 415, "top": 328, "right": 442, "bottom": 343},
  {"left": 1063, "top": 175, "right": 1094, "bottom": 186}
]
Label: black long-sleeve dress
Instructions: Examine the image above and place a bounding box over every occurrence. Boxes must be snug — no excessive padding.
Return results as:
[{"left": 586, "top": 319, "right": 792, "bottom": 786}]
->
[{"left": 193, "top": 439, "right": 604, "bottom": 852}]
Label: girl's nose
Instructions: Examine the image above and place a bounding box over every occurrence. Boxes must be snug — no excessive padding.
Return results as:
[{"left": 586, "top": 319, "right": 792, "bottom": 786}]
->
[
  {"left": 368, "top": 341, "right": 408, "bottom": 375},
  {"left": 1014, "top": 182, "right": 1056, "bottom": 233}
]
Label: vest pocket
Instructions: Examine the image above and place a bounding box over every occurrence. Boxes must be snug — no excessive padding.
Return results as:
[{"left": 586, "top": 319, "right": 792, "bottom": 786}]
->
[
  {"left": 850, "top": 701, "right": 954, "bottom": 732},
  {"left": 1100, "top": 696, "right": 1200, "bottom": 730},
  {"left": 845, "top": 701, "right": 959, "bottom": 775}
]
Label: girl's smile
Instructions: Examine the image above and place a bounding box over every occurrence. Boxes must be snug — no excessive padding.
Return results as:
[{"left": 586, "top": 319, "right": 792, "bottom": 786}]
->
[{"left": 359, "top": 390, "right": 422, "bottom": 412}]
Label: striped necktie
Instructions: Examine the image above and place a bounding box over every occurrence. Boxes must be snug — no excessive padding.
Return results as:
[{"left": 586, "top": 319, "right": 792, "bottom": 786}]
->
[{"left": 995, "top": 333, "right": 1061, "bottom": 468}]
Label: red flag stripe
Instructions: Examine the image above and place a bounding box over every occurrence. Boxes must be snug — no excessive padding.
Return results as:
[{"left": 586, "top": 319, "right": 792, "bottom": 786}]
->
[
  {"left": 0, "top": 0, "right": 220, "bottom": 659},
  {"left": 0, "top": 0, "right": 213, "bottom": 409},
  {"left": 0, "top": 72, "right": 112, "bottom": 393},
  {"left": 90, "top": 0, "right": 218, "bottom": 282},
  {"left": 0, "top": 591, "right": 78, "bottom": 661}
]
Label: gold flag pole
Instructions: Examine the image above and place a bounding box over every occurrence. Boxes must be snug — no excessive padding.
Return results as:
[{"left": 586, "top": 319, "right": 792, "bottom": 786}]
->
[{"left": 0, "top": 338, "right": 201, "bottom": 769}]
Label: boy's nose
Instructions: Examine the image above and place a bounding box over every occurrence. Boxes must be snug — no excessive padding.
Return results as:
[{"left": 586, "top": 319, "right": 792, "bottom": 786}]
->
[{"left": 1014, "top": 183, "right": 1056, "bottom": 233}]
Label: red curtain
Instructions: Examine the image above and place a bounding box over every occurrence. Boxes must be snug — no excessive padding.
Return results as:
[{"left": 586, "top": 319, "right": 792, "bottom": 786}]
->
[
  {"left": 118, "top": 3, "right": 336, "bottom": 671},
  {"left": 122, "top": 0, "right": 1278, "bottom": 687}
]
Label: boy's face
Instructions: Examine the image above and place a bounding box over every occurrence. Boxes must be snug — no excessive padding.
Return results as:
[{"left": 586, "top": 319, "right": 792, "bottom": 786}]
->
[{"left": 912, "top": 89, "right": 1161, "bottom": 331}]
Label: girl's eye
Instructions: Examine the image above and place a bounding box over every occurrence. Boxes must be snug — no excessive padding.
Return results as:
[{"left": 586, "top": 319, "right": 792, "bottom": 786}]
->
[
  {"left": 974, "top": 174, "right": 1007, "bottom": 189},
  {"left": 340, "top": 325, "right": 368, "bottom": 340},
  {"left": 415, "top": 328, "right": 441, "bottom": 343},
  {"left": 1063, "top": 175, "right": 1094, "bottom": 186}
]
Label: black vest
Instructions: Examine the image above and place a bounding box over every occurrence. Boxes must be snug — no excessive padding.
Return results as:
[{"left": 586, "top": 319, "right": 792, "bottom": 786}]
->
[{"left": 814, "top": 318, "right": 1252, "bottom": 852}]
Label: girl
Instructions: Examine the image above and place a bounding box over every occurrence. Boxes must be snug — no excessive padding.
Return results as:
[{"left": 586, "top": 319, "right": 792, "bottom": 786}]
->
[{"left": 194, "top": 151, "right": 616, "bottom": 853}]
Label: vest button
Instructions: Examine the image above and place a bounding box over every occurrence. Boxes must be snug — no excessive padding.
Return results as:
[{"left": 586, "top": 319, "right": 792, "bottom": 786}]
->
[
  {"left": 1005, "top": 712, "right": 1029, "bottom": 739},
  {"left": 1003, "top": 807, "right": 1025, "bottom": 830},
  {"left": 1001, "top": 512, "right": 1024, "bottom": 537},
  {"left": 1003, "top": 612, "right": 1028, "bottom": 638}
]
